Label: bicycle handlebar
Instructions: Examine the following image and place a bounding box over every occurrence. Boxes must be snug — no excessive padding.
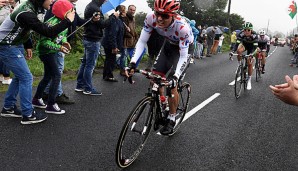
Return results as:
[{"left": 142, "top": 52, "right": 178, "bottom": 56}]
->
[
  {"left": 139, "top": 70, "right": 174, "bottom": 87},
  {"left": 124, "top": 69, "right": 171, "bottom": 86},
  {"left": 139, "top": 70, "right": 166, "bottom": 81},
  {"left": 229, "top": 52, "right": 252, "bottom": 58}
]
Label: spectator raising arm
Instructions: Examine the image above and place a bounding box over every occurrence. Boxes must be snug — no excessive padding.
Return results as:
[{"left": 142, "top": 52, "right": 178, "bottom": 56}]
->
[{"left": 270, "top": 75, "right": 298, "bottom": 106}]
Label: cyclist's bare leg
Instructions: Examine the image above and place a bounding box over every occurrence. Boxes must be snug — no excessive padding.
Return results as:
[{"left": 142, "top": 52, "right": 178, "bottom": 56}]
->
[
  {"left": 159, "top": 86, "right": 178, "bottom": 135},
  {"left": 168, "top": 87, "right": 178, "bottom": 115},
  {"left": 261, "top": 51, "right": 266, "bottom": 64},
  {"left": 247, "top": 56, "right": 253, "bottom": 76},
  {"left": 260, "top": 51, "right": 266, "bottom": 73},
  {"left": 237, "top": 44, "right": 245, "bottom": 64}
]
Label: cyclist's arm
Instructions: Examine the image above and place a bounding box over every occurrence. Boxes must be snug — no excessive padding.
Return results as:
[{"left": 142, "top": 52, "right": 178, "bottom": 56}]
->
[
  {"left": 174, "top": 28, "right": 193, "bottom": 79},
  {"left": 130, "top": 29, "right": 151, "bottom": 64}
]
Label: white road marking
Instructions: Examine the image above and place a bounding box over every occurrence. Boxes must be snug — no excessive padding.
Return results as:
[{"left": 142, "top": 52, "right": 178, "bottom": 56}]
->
[
  {"left": 157, "top": 93, "right": 221, "bottom": 135},
  {"left": 183, "top": 93, "right": 220, "bottom": 121},
  {"left": 229, "top": 77, "right": 240, "bottom": 85}
]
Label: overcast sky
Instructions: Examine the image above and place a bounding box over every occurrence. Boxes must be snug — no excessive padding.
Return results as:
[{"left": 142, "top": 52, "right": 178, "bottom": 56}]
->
[{"left": 76, "top": 0, "right": 297, "bottom": 35}]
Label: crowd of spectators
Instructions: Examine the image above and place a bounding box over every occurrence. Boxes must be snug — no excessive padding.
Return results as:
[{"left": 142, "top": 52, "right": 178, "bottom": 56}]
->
[{"left": 0, "top": 0, "right": 227, "bottom": 125}]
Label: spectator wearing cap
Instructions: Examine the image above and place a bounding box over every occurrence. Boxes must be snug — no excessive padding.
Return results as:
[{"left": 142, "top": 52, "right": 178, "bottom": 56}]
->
[
  {"left": 32, "top": 0, "right": 74, "bottom": 115},
  {"left": 42, "top": 0, "right": 91, "bottom": 105}
]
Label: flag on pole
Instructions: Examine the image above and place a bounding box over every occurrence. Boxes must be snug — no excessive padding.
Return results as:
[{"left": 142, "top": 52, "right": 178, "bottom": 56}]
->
[{"left": 289, "top": 0, "right": 297, "bottom": 19}]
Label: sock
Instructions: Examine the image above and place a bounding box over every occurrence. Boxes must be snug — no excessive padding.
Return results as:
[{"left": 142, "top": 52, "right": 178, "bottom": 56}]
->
[
  {"left": 167, "top": 113, "right": 176, "bottom": 121},
  {"left": 248, "top": 76, "right": 252, "bottom": 81}
]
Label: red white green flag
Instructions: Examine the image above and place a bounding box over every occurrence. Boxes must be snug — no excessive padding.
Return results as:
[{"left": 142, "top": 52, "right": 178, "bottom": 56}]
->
[{"left": 289, "top": 0, "right": 297, "bottom": 19}]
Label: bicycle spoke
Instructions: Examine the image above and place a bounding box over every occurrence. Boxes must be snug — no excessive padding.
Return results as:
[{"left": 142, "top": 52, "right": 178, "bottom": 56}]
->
[
  {"left": 116, "top": 97, "right": 153, "bottom": 168},
  {"left": 170, "top": 83, "right": 190, "bottom": 136},
  {"left": 234, "top": 65, "right": 243, "bottom": 98}
]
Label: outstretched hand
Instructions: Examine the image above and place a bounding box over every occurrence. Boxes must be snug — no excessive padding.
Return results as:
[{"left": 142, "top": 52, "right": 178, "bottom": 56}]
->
[
  {"left": 269, "top": 75, "right": 298, "bottom": 106},
  {"left": 25, "top": 49, "right": 32, "bottom": 60},
  {"left": 60, "top": 45, "right": 70, "bottom": 54},
  {"left": 62, "top": 42, "right": 71, "bottom": 51},
  {"left": 124, "top": 63, "right": 136, "bottom": 84}
]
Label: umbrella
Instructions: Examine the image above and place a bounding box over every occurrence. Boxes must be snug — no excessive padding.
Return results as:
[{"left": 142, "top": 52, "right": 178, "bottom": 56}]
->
[
  {"left": 206, "top": 26, "right": 223, "bottom": 34},
  {"left": 234, "top": 30, "right": 241, "bottom": 34},
  {"left": 218, "top": 26, "right": 229, "bottom": 33},
  {"left": 101, "top": 0, "right": 126, "bottom": 14}
]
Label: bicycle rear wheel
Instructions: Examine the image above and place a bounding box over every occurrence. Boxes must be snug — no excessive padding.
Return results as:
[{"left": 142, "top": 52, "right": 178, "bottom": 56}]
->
[
  {"left": 234, "top": 65, "right": 243, "bottom": 99},
  {"left": 116, "top": 96, "right": 154, "bottom": 168},
  {"left": 255, "top": 59, "right": 261, "bottom": 82},
  {"left": 169, "top": 82, "right": 191, "bottom": 136}
]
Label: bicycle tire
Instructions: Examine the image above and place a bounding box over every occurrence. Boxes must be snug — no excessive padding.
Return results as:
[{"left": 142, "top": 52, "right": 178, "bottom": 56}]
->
[
  {"left": 169, "top": 82, "right": 191, "bottom": 136},
  {"left": 116, "top": 96, "right": 154, "bottom": 168},
  {"left": 234, "top": 65, "right": 243, "bottom": 99},
  {"left": 255, "top": 59, "right": 261, "bottom": 82}
]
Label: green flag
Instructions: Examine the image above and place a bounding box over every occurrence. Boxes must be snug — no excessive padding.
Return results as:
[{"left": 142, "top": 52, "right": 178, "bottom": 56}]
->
[{"left": 289, "top": 1, "right": 297, "bottom": 19}]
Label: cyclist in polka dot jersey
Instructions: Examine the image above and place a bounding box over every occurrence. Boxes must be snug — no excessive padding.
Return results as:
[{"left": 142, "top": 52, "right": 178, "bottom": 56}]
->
[{"left": 127, "top": 0, "right": 194, "bottom": 135}]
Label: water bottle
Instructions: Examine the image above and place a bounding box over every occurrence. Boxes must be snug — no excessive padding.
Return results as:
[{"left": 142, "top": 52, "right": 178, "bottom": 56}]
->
[{"left": 160, "top": 95, "right": 169, "bottom": 117}]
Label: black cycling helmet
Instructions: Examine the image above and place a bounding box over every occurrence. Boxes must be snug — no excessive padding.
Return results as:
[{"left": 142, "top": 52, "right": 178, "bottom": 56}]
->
[{"left": 242, "top": 21, "right": 253, "bottom": 30}]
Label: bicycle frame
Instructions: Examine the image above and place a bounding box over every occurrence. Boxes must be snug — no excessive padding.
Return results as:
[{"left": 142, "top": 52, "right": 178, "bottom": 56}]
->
[
  {"left": 233, "top": 53, "right": 251, "bottom": 98},
  {"left": 116, "top": 69, "right": 191, "bottom": 168},
  {"left": 144, "top": 72, "right": 172, "bottom": 131},
  {"left": 240, "top": 54, "right": 249, "bottom": 86},
  {"left": 255, "top": 52, "right": 263, "bottom": 82}
]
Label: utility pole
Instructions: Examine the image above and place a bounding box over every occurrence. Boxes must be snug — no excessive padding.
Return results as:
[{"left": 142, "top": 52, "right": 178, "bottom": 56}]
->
[
  {"left": 266, "top": 19, "right": 269, "bottom": 33},
  {"left": 227, "top": 0, "right": 231, "bottom": 31}
]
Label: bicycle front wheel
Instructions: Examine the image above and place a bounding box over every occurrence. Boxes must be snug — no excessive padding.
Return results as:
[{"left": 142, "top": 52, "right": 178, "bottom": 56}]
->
[
  {"left": 234, "top": 65, "right": 243, "bottom": 99},
  {"left": 116, "top": 96, "right": 154, "bottom": 168},
  {"left": 169, "top": 82, "right": 191, "bottom": 136}
]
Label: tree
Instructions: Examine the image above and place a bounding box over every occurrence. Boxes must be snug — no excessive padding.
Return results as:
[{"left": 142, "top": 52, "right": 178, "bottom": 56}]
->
[
  {"left": 147, "top": 0, "right": 154, "bottom": 9},
  {"left": 228, "top": 13, "right": 244, "bottom": 31},
  {"left": 145, "top": 0, "right": 244, "bottom": 32},
  {"left": 135, "top": 12, "right": 147, "bottom": 34}
]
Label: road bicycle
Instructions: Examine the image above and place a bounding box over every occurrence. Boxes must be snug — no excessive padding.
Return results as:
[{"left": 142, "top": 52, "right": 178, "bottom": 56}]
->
[
  {"left": 115, "top": 70, "right": 191, "bottom": 168},
  {"left": 230, "top": 53, "right": 251, "bottom": 99},
  {"left": 255, "top": 52, "right": 263, "bottom": 82}
]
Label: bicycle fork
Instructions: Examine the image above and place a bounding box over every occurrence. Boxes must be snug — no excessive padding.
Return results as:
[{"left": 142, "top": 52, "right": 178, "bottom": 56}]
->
[{"left": 130, "top": 100, "right": 154, "bottom": 135}]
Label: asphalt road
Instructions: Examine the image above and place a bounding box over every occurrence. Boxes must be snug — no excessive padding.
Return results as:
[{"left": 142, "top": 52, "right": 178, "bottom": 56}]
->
[{"left": 1, "top": 45, "right": 298, "bottom": 171}]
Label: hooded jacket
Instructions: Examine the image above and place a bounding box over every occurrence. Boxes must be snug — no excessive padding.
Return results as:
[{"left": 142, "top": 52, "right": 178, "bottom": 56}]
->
[
  {"left": 83, "top": 0, "right": 114, "bottom": 42},
  {"left": 37, "top": 0, "right": 73, "bottom": 55},
  {"left": 101, "top": 14, "right": 124, "bottom": 50},
  {"left": 44, "top": 0, "right": 88, "bottom": 42},
  {"left": 0, "top": 0, "right": 71, "bottom": 48}
]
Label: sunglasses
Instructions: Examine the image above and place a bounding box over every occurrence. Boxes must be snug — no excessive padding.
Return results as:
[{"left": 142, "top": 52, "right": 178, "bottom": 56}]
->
[
  {"left": 244, "top": 29, "right": 251, "bottom": 32},
  {"left": 154, "top": 11, "right": 171, "bottom": 19}
]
